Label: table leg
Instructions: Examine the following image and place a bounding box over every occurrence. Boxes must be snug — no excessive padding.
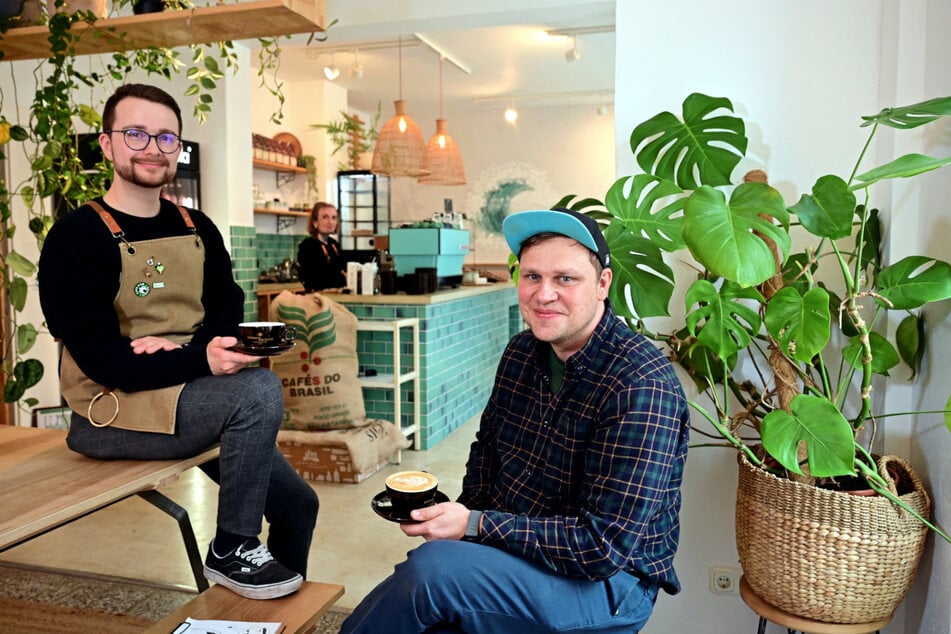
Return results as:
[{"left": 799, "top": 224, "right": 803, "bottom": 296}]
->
[{"left": 137, "top": 490, "right": 209, "bottom": 592}]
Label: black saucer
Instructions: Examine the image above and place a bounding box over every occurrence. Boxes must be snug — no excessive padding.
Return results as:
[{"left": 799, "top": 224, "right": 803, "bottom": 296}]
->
[
  {"left": 229, "top": 341, "right": 296, "bottom": 356},
  {"left": 371, "top": 490, "right": 450, "bottom": 523}
]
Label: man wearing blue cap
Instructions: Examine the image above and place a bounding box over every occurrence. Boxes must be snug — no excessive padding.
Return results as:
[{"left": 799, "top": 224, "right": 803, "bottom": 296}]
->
[{"left": 342, "top": 208, "right": 689, "bottom": 633}]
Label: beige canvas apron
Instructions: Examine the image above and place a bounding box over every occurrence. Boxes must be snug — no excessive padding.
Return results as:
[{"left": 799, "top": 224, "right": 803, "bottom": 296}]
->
[{"left": 60, "top": 201, "right": 205, "bottom": 434}]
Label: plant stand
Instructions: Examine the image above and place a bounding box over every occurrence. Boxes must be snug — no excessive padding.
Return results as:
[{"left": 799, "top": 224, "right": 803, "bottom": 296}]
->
[{"left": 739, "top": 577, "right": 889, "bottom": 634}]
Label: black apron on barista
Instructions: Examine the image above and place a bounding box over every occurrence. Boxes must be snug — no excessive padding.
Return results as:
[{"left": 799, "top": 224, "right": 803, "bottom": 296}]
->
[{"left": 60, "top": 201, "right": 205, "bottom": 434}]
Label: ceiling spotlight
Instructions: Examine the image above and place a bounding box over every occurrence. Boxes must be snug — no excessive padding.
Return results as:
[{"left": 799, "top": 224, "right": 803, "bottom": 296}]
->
[
  {"left": 323, "top": 53, "right": 340, "bottom": 81},
  {"left": 350, "top": 50, "right": 364, "bottom": 79},
  {"left": 504, "top": 106, "right": 519, "bottom": 125},
  {"left": 565, "top": 36, "right": 581, "bottom": 63}
]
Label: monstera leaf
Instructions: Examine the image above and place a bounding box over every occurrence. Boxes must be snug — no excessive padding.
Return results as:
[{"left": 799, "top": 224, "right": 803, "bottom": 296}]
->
[
  {"left": 842, "top": 332, "right": 900, "bottom": 375},
  {"left": 855, "top": 154, "right": 951, "bottom": 189},
  {"left": 604, "top": 173, "right": 686, "bottom": 252},
  {"left": 860, "top": 96, "right": 951, "bottom": 130},
  {"left": 790, "top": 175, "right": 856, "bottom": 240},
  {"left": 630, "top": 93, "right": 747, "bottom": 190},
  {"left": 682, "top": 183, "right": 790, "bottom": 287},
  {"left": 760, "top": 394, "right": 856, "bottom": 478},
  {"left": 896, "top": 314, "right": 923, "bottom": 379},
  {"left": 685, "top": 279, "right": 763, "bottom": 362},
  {"left": 603, "top": 224, "right": 675, "bottom": 319},
  {"left": 764, "top": 286, "right": 831, "bottom": 363},
  {"left": 875, "top": 256, "right": 951, "bottom": 309}
]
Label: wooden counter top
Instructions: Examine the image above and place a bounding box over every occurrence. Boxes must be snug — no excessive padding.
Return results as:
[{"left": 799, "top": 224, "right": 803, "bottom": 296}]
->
[
  {"left": 258, "top": 281, "right": 306, "bottom": 295},
  {"left": 257, "top": 282, "right": 513, "bottom": 305}
]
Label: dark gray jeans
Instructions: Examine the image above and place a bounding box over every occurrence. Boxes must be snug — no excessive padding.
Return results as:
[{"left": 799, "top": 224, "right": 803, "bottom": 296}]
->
[{"left": 66, "top": 367, "right": 318, "bottom": 577}]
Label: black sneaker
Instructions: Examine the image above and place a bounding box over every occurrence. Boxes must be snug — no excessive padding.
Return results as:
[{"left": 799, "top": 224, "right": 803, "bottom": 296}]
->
[{"left": 203, "top": 539, "right": 303, "bottom": 600}]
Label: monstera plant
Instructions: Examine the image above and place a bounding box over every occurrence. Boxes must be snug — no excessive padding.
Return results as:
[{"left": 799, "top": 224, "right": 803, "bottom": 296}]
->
[{"left": 558, "top": 93, "right": 951, "bottom": 538}]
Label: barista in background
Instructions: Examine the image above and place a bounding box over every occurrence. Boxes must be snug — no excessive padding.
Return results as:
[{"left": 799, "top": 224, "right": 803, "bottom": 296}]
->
[{"left": 297, "top": 202, "right": 347, "bottom": 291}]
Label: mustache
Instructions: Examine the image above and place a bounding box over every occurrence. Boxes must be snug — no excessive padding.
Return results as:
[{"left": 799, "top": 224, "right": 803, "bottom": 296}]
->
[{"left": 132, "top": 157, "right": 171, "bottom": 168}]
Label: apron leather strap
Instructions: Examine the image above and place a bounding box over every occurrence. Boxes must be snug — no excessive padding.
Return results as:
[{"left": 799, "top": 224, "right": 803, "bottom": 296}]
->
[{"left": 85, "top": 200, "right": 199, "bottom": 252}]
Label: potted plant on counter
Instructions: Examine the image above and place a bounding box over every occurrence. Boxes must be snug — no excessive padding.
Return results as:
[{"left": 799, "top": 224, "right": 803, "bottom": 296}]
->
[{"left": 555, "top": 92, "right": 951, "bottom": 624}]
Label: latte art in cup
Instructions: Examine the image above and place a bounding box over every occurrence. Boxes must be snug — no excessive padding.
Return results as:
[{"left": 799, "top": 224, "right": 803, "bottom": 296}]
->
[
  {"left": 386, "top": 471, "right": 437, "bottom": 493},
  {"left": 384, "top": 470, "right": 439, "bottom": 513}
]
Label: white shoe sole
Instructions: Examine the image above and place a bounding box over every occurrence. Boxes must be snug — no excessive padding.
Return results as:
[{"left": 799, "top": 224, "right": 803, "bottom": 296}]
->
[{"left": 203, "top": 565, "right": 303, "bottom": 600}]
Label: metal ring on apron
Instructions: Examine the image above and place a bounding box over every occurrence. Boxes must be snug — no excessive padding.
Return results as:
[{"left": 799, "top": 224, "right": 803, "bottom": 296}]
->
[{"left": 87, "top": 390, "right": 120, "bottom": 427}]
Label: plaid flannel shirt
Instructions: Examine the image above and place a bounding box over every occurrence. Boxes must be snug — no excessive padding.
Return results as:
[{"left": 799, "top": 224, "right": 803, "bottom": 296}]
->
[{"left": 457, "top": 303, "right": 689, "bottom": 594}]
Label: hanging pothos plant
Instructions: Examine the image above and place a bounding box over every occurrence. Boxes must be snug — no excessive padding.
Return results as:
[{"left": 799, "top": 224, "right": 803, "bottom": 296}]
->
[{"left": 0, "top": 0, "right": 326, "bottom": 409}]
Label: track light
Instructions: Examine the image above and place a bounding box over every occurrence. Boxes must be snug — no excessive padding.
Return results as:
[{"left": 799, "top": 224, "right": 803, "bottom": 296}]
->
[
  {"left": 504, "top": 106, "right": 518, "bottom": 124},
  {"left": 596, "top": 104, "right": 608, "bottom": 116},
  {"left": 565, "top": 36, "right": 580, "bottom": 63},
  {"left": 350, "top": 50, "right": 364, "bottom": 79},
  {"left": 323, "top": 53, "right": 340, "bottom": 81}
]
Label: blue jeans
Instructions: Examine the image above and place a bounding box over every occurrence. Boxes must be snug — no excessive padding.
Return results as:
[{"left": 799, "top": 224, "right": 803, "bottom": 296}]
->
[
  {"left": 341, "top": 541, "right": 660, "bottom": 633},
  {"left": 65, "top": 367, "right": 318, "bottom": 577}
]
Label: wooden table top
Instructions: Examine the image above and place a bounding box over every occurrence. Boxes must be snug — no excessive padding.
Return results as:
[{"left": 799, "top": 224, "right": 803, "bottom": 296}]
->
[{"left": 0, "top": 425, "right": 219, "bottom": 550}]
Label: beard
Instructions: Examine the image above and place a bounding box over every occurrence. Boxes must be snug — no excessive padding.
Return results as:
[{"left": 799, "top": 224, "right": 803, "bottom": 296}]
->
[{"left": 112, "top": 158, "right": 175, "bottom": 189}]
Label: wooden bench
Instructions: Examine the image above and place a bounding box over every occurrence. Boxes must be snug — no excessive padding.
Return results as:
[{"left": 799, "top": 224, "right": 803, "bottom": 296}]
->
[
  {"left": 143, "top": 580, "right": 345, "bottom": 633},
  {"left": 0, "top": 425, "right": 220, "bottom": 591}
]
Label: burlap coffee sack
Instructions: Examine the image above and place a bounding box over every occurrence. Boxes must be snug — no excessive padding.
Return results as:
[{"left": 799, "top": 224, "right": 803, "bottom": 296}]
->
[{"left": 269, "top": 291, "right": 366, "bottom": 429}]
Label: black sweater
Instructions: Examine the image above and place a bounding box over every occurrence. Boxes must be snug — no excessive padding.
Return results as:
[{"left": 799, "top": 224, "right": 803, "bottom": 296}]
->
[
  {"left": 37, "top": 198, "right": 244, "bottom": 393},
  {"left": 297, "top": 235, "right": 347, "bottom": 291}
]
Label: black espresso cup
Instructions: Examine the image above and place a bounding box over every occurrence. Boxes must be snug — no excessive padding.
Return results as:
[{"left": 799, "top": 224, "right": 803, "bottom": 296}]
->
[
  {"left": 384, "top": 471, "right": 439, "bottom": 513},
  {"left": 237, "top": 321, "right": 296, "bottom": 348}
]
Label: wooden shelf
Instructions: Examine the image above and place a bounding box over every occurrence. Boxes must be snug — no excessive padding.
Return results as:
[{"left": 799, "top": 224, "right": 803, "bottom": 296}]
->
[
  {"left": 253, "top": 158, "right": 307, "bottom": 174},
  {"left": 0, "top": 0, "right": 326, "bottom": 62}
]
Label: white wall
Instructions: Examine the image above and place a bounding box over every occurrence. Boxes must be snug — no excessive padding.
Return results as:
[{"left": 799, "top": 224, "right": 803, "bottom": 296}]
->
[
  {"left": 250, "top": 75, "right": 347, "bottom": 239},
  {"left": 614, "top": 1, "right": 950, "bottom": 632},
  {"left": 899, "top": 1, "right": 951, "bottom": 631}
]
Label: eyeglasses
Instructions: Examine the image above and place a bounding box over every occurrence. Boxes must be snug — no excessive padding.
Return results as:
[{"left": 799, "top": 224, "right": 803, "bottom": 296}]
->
[{"left": 104, "top": 128, "right": 182, "bottom": 154}]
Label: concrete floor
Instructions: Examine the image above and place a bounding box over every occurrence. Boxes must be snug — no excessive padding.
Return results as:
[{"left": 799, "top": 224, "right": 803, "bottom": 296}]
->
[{"left": 0, "top": 415, "right": 479, "bottom": 611}]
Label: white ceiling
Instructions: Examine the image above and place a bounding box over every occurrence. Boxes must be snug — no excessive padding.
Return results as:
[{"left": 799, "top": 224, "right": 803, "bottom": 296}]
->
[{"left": 249, "top": 1, "right": 616, "bottom": 116}]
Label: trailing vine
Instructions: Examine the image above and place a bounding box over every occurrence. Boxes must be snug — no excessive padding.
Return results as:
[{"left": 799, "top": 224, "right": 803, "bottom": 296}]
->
[
  {"left": 0, "top": 0, "right": 319, "bottom": 411},
  {"left": 257, "top": 36, "right": 286, "bottom": 125}
]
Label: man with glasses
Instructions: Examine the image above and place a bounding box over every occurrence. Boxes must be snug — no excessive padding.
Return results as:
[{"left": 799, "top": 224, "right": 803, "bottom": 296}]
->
[{"left": 38, "top": 83, "right": 318, "bottom": 600}]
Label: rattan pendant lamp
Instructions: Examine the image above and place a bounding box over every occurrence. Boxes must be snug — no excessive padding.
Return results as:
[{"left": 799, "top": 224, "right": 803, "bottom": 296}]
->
[
  {"left": 371, "top": 36, "right": 430, "bottom": 177},
  {"left": 418, "top": 57, "right": 466, "bottom": 185}
]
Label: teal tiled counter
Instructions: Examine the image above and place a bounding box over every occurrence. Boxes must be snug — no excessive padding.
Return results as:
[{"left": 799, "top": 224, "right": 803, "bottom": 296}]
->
[{"left": 324, "top": 285, "right": 520, "bottom": 450}]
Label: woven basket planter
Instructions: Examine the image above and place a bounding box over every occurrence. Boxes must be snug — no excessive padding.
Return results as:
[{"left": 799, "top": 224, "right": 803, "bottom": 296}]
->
[{"left": 735, "top": 449, "right": 930, "bottom": 624}]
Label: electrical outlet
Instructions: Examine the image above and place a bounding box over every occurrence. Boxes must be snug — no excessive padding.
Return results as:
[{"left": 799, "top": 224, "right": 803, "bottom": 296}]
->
[{"left": 709, "top": 567, "right": 740, "bottom": 595}]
